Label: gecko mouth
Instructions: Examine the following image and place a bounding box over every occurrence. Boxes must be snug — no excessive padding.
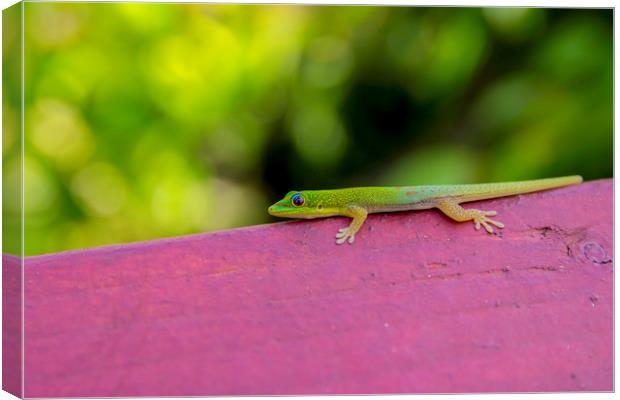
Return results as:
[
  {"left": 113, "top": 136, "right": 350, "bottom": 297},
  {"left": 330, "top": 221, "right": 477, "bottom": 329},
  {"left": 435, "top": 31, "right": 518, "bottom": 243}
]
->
[
  {"left": 268, "top": 204, "right": 320, "bottom": 219},
  {"left": 268, "top": 205, "right": 339, "bottom": 219},
  {"left": 268, "top": 205, "right": 300, "bottom": 217}
]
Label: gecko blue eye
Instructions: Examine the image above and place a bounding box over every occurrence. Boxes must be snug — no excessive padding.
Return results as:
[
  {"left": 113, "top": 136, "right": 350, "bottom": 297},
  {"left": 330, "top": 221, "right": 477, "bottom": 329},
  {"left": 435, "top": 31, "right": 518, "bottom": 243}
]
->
[{"left": 291, "top": 193, "right": 305, "bottom": 207}]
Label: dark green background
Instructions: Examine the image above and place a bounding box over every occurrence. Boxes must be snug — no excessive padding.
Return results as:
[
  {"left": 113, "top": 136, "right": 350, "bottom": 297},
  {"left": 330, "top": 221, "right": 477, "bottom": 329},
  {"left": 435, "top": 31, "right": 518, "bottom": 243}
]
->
[{"left": 2, "top": 4, "right": 613, "bottom": 255}]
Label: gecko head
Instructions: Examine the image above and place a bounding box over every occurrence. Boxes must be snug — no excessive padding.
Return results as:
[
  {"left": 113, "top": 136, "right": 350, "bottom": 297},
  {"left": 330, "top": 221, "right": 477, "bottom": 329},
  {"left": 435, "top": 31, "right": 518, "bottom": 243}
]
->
[{"left": 268, "top": 191, "right": 322, "bottom": 219}]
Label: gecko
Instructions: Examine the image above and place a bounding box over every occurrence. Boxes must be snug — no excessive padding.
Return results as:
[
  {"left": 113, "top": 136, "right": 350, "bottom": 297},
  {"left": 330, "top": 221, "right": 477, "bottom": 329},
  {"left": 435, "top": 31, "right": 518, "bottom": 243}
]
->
[{"left": 267, "top": 175, "right": 583, "bottom": 244}]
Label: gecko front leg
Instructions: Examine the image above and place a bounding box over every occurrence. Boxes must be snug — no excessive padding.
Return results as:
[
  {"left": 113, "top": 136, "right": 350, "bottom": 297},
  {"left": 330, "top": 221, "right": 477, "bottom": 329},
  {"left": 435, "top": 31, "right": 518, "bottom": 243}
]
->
[
  {"left": 335, "top": 205, "right": 368, "bottom": 244},
  {"left": 436, "top": 198, "right": 504, "bottom": 233}
]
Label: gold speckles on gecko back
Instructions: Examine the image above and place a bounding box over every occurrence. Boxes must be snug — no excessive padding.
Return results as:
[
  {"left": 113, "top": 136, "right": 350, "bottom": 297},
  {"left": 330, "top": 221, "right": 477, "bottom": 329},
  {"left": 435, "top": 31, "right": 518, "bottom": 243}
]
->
[{"left": 302, "top": 187, "right": 413, "bottom": 211}]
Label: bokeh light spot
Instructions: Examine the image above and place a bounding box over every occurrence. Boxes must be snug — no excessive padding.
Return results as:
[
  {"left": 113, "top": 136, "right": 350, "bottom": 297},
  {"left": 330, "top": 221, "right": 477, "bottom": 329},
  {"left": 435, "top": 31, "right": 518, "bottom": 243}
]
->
[
  {"left": 27, "top": 3, "right": 83, "bottom": 49},
  {"left": 207, "top": 178, "right": 267, "bottom": 230},
  {"left": 3, "top": 104, "right": 17, "bottom": 155},
  {"left": 23, "top": 156, "right": 59, "bottom": 215},
  {"left": 414, "top": 14, "right": 488, "bottom": 97},
  {"left": 28, "top": 98, "right": 94, "bottom": 170},
  {"left": 291, "top": 105, "right": 348, "bottom": 167},
  {"left": 3, "top": 156, "right": 22, "bottom": 214},
  {"left": 483, "top": 8, "right": 545, "bottom": 42},
  {"left": 71, "top": 162, "right": 128, "bottom": 216},
  {"left": 303, "top": 36, "right": 353, "bottom": 88}
]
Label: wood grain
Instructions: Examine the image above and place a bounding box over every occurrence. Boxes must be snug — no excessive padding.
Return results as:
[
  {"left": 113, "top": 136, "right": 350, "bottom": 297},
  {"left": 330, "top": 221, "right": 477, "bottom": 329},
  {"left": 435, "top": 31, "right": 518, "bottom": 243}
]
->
[{"left": 9, "top": 179, "right": 614, "bottom": 396}]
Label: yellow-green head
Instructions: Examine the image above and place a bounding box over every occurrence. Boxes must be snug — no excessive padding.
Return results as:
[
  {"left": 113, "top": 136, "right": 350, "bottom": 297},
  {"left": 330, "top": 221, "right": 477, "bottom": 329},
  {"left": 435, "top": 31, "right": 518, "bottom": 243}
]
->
[{"left": 268, "top": 191, "right": 339, "bottom": 219}]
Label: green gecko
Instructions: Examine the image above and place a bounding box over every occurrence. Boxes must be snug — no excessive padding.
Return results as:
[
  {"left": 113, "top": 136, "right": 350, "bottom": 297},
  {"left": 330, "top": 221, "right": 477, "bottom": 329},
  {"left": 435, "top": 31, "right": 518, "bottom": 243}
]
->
[{"left": 268, "top": 175, "right": 582, "bottom": 245}]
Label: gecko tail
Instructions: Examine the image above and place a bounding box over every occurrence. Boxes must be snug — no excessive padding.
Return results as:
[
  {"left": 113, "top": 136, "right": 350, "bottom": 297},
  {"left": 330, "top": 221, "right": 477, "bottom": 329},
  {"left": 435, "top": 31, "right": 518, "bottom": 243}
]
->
[{"left": 454, "top": 175, "right": 583, "bottom": 202}]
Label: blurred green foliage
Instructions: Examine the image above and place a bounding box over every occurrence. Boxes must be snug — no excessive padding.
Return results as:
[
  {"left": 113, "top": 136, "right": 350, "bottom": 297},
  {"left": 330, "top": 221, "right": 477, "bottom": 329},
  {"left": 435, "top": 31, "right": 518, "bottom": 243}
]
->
[{"left": 2, "top": 4, "right": 612, "bottom": 255}]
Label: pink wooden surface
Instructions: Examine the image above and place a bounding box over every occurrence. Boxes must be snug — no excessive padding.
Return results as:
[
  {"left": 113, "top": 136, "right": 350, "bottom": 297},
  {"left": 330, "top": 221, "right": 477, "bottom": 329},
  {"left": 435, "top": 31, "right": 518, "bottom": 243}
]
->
[
  {"left": 11, "top": 179, "right": 615, "bottom": 396},
  {"left": 2, "top": 254, "right": 21, "bottom": 397}
]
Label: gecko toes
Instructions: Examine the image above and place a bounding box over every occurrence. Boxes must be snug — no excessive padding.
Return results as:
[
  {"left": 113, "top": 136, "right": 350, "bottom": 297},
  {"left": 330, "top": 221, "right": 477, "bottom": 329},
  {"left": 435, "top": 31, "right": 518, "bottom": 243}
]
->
[
  {"left": 472, "top": 210, "right": 504, "bottom": 234},
  {"left": 335, "top": 227, "right": 356, "bottom": 244},
  {"left": 486, "top": 218, "right": 504, "bottom": 228},
  {"left": 481, "top": 222, "right": 494, "bottom": 233}
]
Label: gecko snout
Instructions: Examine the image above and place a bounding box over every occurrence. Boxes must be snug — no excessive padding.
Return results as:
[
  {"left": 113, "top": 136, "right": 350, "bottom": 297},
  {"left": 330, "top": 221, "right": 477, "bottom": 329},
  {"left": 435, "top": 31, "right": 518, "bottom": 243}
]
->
[{"left": 268, "top": 204, "right": 284, "bottom": 216}]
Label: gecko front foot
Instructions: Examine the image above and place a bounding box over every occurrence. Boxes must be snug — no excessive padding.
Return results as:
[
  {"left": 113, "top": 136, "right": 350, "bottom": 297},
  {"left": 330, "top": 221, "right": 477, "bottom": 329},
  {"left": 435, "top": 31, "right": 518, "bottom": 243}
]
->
[
  {"left": 334, "top": 205, "right": 367, "bottom": 245},
  {"left": 335, "top": 227, "right": 356, "bottom": 245},
  {"left": 472, "top": 210, "right": 505, "bottom": 233}
]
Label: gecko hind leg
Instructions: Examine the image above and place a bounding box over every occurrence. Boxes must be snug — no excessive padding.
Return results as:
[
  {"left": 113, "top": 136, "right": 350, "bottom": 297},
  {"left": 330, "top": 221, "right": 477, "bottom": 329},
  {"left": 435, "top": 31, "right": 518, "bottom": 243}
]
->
[{"left": 436, "top": 199, "right": 504, "bottom": 234}]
